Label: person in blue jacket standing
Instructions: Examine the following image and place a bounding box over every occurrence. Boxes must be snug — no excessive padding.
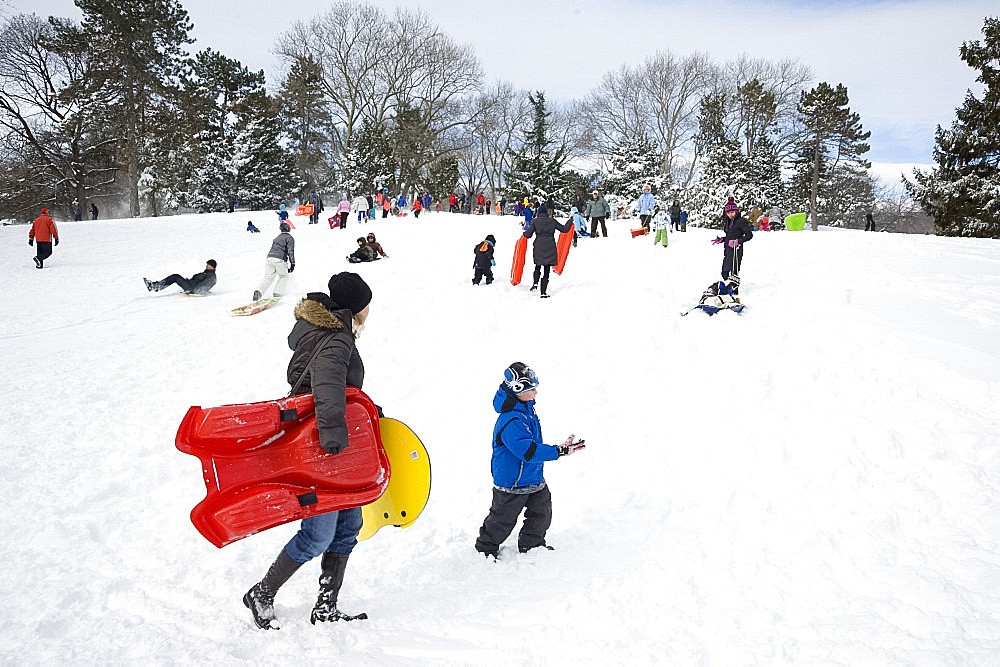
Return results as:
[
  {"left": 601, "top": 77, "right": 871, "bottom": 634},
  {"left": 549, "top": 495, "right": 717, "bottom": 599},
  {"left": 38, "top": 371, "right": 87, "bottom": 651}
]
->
[
  {"left": 522, "top": 203, "right": 534, "bottom": 230},
  {"left": 637, "top": 184, "right": 655, "bottom": 230},
  {"left": 475, "top": 362, "right": 585, "bottom": 559}
]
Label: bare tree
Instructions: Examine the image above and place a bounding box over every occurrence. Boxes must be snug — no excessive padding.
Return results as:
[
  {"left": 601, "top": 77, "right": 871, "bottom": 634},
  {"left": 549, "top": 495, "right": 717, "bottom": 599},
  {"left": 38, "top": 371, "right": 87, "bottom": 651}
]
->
[
  {"left": 385, "top": 7, "right": 483, "bottom": 196},
  {"left": 725, "top": 54, "right": 812, "bottom": 159},
  {"left": 0, "top": 14, "right": 117, "bottom": 217},
  {"left": 468, "top": 81, "right": 531, "bottom": 197},
  {"left": 276, "top": 2, "right": 387, "bottom": 152},
  {"left": 276, "top": 3, "right": 482, "bottom": 197},
  {"left": 582, "top": 50, "right": 719, "bottom": 188}
]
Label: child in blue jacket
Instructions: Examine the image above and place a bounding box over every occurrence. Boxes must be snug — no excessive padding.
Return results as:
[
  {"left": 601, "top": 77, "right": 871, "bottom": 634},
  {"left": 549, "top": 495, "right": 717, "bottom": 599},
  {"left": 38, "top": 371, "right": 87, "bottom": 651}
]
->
[{"left": 475, "top": 362, "right": 585, "bottom": 558}]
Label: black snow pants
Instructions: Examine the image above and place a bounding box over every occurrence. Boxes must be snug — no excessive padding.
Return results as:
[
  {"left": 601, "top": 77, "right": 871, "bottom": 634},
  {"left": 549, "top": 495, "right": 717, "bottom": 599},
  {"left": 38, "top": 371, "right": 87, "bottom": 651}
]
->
[
  {"left": 590, "top": 216, "right": 607, "bottom": 237},
  {"left": 532, "top": 265, "right": 551, "bottom": 294},
  {"left": 722, "top": 246, "right": 744, "bottom": 280},
  {"left": 473, "top": 265, "right": 494, "bottom": 285},
  {"left": 476, "top": 486, "right": 552, "bottom": 555},
  {"left": 35, "top": 241, "right": 53, "bottom": 263},
  {"left": 160, "top": 274, "right": 194, "bottom": 291}
]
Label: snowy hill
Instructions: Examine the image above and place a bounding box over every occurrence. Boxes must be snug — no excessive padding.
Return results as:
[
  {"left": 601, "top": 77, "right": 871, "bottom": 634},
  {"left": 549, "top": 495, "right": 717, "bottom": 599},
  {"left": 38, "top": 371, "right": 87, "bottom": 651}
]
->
[{"left": 2, "top": 210, "right": 999, "bottom": 664}]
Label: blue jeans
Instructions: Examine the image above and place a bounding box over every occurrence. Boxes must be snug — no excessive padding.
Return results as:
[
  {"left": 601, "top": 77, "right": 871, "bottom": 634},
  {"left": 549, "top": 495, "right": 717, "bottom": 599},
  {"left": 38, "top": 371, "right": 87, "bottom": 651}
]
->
[{"left": 283, "top": 507, "right": 362, "bottom": 563}]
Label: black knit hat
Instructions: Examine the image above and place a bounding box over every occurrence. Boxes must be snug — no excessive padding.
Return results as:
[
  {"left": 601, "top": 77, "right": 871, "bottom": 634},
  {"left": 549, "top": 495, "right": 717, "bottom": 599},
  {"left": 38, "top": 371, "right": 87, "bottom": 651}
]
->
[
  {"left": 486, "top": 234, "right": 496, "bottom": 244},
  {"left": 206, "top": 259, "right": 217, "bottom": 269},
  {"left": 327, "top": 272, "right": 372, "bottom": 315}
]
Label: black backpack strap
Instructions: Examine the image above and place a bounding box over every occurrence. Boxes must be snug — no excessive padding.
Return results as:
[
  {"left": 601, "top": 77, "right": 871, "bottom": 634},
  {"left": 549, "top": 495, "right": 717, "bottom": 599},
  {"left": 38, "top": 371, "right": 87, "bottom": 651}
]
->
[{"left": 287, "top": 331, "right": 338, "bottom": 397}]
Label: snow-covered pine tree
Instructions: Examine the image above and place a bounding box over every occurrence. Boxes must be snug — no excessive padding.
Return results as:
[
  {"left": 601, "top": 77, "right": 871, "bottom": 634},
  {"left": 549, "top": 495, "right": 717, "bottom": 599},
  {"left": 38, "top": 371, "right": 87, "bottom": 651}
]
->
[
  {"left": 232, "top": 109, "right": 305, "bottom": 210},
  {"left": 504, "top": 92, "right": 572, "bottom": 207},
  {"left": 906, "top": 17, "right": 1000, "bottom": 237},
  {"left": 601, "top": 134, "right": 665, "bottom": 205},
  {"left": 744, "top": 134, "right": 783, "bottom": 214},
  {"left": 687, "top": 138, "right": 751, "bottom": 227},
  {"left": 340, "top": 118, "right": 395, "bottom": 197},
  {"left": 792, "top": 82, "right": 871, "bottom": 230},
  {"left": 279, "top": 55, "right": 336, "bottom": 192}
]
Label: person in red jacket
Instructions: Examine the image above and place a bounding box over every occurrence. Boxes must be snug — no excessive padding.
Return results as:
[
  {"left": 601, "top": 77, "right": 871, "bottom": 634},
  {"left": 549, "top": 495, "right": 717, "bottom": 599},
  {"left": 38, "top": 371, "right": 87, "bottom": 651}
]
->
[
  {"left": 28, "top": 207, "right": 59, "bottom": 269},
  {"left": 412, "top": 197, "right": 422, "bottom": 218},
  {"left": 449, "top": 193, "right": 457, "bottom": 213}
]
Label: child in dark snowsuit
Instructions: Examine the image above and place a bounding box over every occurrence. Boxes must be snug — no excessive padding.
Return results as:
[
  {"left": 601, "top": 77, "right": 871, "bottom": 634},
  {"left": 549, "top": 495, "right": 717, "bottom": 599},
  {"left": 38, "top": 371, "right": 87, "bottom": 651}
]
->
[
  {"left": 712, "top": 197, "right": 753, "bottom": 293},
  {"left": 475, "top": 362, "right": 584, "bottom": 559},
  {"left": 472, "top": 234, "right": 496, "bottom": 285}
]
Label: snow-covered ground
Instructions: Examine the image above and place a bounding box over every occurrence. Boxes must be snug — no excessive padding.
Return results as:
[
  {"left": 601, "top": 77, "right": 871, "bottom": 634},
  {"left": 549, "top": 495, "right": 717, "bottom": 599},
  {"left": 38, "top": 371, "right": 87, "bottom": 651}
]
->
[{"left": 2, "top": 209, "right": 999, "bottom": 664}]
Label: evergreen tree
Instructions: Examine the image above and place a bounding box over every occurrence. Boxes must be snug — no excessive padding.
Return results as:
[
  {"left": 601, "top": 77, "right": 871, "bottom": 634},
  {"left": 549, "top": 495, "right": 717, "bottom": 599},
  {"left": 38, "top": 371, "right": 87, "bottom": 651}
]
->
[
  {"left": 340, "top": 118, "right": 395, "bottom": 197},
  {"left": 279, "top": 55, "right": 335, "bottom": 192},
  {"left": 745, "top": 134, "right": 784, "bottom": 213},
  {"left": 792, "top": 82, "right": 871, "bottom": 230},
  {"left": 736, "top": 77, "right": 778, "bottom": 156},
  {"left": 76, "top": 0, "right": 194, "bottom": 217},
  {"left": 601, "top": 134, "right": 665, "bottom": 203},
  {"left": 233, "top": 103, "right": 305, "bottom": 210},
  {"left": 906, "top": 17, "right": 1000, "bottom": 237},
  {"left": 688, "top": 138, "right": 751, "bottom": 227},
  {"left": 424, "top": 156, "right": 460, "bottom": 200},
  {"left": 138, "top": 97, "right": 196, "bottom": 216},
  {"left": 824, "top": 165, "right": 876, "bottom": 228},
  {"left": 504, "top": 92, "right": 572, "bottom": 206}
]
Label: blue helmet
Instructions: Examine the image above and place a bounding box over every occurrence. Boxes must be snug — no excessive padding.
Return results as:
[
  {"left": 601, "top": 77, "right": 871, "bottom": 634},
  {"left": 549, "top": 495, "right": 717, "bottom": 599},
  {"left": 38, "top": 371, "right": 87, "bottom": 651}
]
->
[{"left": 504, "top": 362, "right": 538, "bottom": 393}]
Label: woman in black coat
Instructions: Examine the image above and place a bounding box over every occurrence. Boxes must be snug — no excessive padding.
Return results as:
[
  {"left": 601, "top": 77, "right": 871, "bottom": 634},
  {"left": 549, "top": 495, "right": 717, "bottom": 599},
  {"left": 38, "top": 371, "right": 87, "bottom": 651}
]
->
[
  {"left": 523, "top": 205, "right": 573, "bottom": 298},
  {"left": 243, "top": 272, "right": 374, "bottom": 630}
]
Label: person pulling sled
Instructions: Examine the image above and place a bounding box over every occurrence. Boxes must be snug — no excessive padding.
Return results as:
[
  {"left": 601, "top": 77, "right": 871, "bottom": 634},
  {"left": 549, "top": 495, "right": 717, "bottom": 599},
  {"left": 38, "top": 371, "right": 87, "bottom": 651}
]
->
[{"left": 682, "top": 197, "right": 753, "bottom": 316}]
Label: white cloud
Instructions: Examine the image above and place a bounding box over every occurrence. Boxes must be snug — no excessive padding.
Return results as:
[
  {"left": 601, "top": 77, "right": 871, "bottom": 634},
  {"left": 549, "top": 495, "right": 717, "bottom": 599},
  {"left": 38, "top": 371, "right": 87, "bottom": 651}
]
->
[{"left": 10, "top": 0, "right": 995, "bottom": 163}]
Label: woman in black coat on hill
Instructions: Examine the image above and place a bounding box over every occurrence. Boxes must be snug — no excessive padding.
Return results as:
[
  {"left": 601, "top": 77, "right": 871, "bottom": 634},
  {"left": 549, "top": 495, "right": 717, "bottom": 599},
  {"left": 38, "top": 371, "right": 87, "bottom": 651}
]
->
[{"left": 523, "top": 205, "right": 573, "bottom": 298}]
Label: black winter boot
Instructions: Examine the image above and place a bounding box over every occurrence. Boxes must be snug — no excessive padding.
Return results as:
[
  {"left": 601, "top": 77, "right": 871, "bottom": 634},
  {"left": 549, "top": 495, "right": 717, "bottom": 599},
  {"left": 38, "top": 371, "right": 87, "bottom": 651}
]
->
[
  {"left": 310, "top": 552, "right": 368, "bottom": 624},
  {"left": 243, "top": 550, "right": 303, "bottom": 630}
]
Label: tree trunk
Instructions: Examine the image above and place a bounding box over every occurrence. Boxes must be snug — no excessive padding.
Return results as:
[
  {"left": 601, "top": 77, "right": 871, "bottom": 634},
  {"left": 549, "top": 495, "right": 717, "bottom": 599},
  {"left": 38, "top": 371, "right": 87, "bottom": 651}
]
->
[
  {"left": 809, "top": 143, "right": 820, "bottom": 231},
  {"left": 124, "top": 76, "right": 141, "bottom": 218}
]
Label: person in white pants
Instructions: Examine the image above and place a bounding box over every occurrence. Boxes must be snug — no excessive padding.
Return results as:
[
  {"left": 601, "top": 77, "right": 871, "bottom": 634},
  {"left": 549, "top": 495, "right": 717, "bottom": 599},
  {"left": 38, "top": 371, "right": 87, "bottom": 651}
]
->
[{"left": 254, "top": 222, "right": 296, "bottom": 301}]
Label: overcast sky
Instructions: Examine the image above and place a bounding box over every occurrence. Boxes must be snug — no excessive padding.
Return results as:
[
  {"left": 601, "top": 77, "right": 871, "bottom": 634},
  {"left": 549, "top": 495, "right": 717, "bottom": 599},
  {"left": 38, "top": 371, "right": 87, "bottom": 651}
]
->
[{"left": 9, "top": 0, "right": 996, "bottom": 170}]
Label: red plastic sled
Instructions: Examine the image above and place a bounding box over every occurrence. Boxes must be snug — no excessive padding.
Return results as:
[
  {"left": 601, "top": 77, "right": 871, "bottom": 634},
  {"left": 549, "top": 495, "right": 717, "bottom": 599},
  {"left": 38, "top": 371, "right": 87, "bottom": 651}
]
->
[
  {"left": 175, "top": 387, "right": 390, "bottom": 548},
  {"left": 553, "top": 227, "right": 574, "bottom": 275},
  {"left": 510, "top": 236, "right": 527, "bottom": 285},
  {"left": 328, "top": 216, "right": 339, "bottom": 228},
  {"left": 630, "top": 228, "right": 649, "bottom": 238},
  {"left": 295, "top": 204, "right": 314, "bottom": 216}
]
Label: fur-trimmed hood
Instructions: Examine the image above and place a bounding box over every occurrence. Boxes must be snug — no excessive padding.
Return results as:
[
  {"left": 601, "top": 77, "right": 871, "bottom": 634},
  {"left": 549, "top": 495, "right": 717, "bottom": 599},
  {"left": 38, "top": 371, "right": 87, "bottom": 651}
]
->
[{"left": 293, "top": 292, "right": 350, "bottom": 330}]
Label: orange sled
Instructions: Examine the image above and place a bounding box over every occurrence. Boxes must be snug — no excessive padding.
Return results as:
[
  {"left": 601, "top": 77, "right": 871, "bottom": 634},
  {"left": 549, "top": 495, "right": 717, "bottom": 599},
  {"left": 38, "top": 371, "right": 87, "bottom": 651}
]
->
[
  {"left": 175, "top": 387, "right": 390, "bottom": 548},
  {"left": 510, "top": 236, "right": 527, "bottom": 285},
  {"left": 553, "top": 227, "right": 574, "bottom": 275},
  {"left": 295, "top": 204, "right": 314, "bottom": 216}
]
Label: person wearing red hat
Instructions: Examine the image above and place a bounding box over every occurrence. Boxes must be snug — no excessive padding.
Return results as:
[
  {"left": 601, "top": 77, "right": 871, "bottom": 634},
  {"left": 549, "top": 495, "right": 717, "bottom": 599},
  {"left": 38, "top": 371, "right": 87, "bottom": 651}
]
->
[{"left": 28, "top": 208, "right": 59, "bottom": 269}]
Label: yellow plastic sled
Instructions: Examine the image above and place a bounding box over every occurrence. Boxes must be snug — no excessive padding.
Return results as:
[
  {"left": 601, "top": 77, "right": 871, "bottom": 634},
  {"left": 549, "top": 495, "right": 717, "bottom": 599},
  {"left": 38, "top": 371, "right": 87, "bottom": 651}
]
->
[{"left": 358, "top": 418, "right": 431, "bottom": 541}]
